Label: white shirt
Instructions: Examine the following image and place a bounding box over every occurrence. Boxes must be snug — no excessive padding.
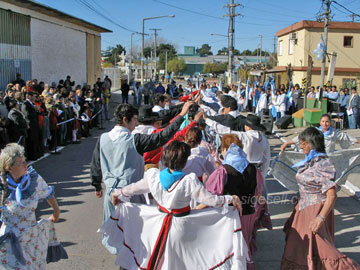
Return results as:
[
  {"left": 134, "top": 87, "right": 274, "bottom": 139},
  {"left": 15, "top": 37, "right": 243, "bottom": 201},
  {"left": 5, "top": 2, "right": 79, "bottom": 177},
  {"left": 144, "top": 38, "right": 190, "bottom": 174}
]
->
[
  {"left": 152, "top": 105, "right": 164, "bottom": 113},
  {"left": 275, "top": 94, "right": 286, "bottom": 112},
  {"left": 118, "top": 168, "right": 232, "bottom": 210},
  {"left": 228, "top": 110, "right": 239, "bottom": 118},
  {"left": 205, "top": 118, "right": 271, "bottom": 178},
  {"left": 182, "top": 146, "right": 216, "bottom": 177},
  {"left": 228, "top": 90, "right": 237, "bottom": 99},
  {"left": 132, "top": 125, "right": 155, "bottom": 135},
  {"left": 256, "top": 93, "right": 268, "bottom": 113}
]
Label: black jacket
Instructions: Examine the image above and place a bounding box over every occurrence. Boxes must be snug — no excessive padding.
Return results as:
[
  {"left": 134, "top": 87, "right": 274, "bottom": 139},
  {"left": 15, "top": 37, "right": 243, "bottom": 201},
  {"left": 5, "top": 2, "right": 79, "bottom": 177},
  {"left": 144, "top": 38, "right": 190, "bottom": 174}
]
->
[
  {"left": 208, "top": 114, "right": 246, "bottom": 132},
  {"left": 8, "top": 109, "right": 28, "bottom": 140},
  {"left": 21, "top": 100, "right": 39, "bottom": 128},
  {"left": 223, "top": 163, "right": 257, "bottom": 215},
  {"left": 90, "top": 115, "right": 185, "bottom": 191}
]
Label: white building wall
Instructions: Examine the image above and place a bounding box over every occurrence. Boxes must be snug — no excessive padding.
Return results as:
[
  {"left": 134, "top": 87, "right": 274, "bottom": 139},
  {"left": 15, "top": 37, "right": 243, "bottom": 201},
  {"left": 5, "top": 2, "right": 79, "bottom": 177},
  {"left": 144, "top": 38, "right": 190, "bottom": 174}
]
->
[{"left": 31, "top": 18, "right": 87, "bottom": 86}]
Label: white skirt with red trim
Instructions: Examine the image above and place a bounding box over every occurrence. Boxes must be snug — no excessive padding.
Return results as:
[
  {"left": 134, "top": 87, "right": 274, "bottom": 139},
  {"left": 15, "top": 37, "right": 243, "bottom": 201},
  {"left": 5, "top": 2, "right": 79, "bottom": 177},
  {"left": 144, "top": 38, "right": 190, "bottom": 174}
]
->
[{"left": 98, "top": 202, "right": 248, "bottom": 270}]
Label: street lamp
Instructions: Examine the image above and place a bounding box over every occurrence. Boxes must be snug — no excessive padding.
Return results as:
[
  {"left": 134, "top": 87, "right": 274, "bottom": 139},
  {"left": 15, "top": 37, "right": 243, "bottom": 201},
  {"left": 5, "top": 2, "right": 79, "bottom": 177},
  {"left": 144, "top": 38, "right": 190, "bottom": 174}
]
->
[
  {"left": 210, "top": 33, "right": 228, "bottom": 38},
  {"left": 210, "top": 33, "right": 233, "bottom": 84},
  {"left": 141, "top": 15, "right": 175, "bottom": 86}
]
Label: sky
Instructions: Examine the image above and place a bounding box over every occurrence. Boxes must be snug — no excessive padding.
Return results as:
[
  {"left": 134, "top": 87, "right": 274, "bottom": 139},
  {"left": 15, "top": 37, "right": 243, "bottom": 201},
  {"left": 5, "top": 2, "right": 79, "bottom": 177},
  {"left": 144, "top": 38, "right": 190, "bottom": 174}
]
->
[{"left": 33, "top": 0, "right": 360, "bottom": 55}]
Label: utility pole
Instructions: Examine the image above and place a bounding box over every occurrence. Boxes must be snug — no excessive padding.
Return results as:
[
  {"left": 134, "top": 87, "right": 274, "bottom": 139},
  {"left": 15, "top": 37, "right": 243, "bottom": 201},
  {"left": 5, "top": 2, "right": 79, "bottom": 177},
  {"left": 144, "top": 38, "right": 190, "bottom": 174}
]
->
[
  {"left": 259, "top": 34, "right": 263, "bottom": 64},
  {"left": 348, "top": 14, "right": 356, "bottom": 22},
  {"left": 224, "top": 0, "right": 241, "bottom": 85},
  {"left": 320, "top": 0, "right": 331, "bottom": 92},
  {"left": 150, "top": 28, "right": 161, "bottom": 79},
  {"left": 272, "top": 36, "right": 277, "bottom": 67},
  {"left": 165, "top": 49, "right": 168, "bottom": 79},
  {"left": 114, "top": 50, "right": 116, "bottom": 67},
  {"left": 128, "top": 33, "right": 135, "bottom": 84}
]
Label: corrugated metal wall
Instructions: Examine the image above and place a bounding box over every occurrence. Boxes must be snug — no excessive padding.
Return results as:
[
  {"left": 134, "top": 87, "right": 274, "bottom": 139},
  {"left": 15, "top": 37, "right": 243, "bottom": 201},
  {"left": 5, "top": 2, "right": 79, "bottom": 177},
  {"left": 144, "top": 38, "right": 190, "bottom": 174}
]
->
[{"left": 0, "top": 8, "right": 31, "bottom": 90}]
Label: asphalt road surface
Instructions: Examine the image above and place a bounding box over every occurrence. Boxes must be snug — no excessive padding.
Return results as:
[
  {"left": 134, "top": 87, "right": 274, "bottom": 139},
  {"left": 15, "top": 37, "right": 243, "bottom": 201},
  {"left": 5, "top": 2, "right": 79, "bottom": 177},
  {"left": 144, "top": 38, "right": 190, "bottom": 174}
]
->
[{"left": 32, "top": 91, "right": 359, "bottom": 270}]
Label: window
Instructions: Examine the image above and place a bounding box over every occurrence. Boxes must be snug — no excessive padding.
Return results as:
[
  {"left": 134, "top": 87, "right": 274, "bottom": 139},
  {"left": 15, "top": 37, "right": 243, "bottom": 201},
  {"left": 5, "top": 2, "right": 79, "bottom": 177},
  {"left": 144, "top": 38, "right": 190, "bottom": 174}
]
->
[
  {"left": 279, "top": 40, "right": 283, "bottom": 56},
  {"left": 289, "top": 39, "right": 294, "bottom": 55},
  {"left": 343, "top": 78, "right": 356, "bottom": 88},
  {"left": 343, "top": 36, "right": 353, "bottom": 48}
]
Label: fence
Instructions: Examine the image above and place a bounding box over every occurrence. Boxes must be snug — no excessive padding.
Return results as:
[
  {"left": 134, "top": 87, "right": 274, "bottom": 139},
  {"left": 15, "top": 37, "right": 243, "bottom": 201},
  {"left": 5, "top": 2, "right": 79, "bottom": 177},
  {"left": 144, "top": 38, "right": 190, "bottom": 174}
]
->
[
  {"left": 101, "top": 68, "right": 124, "bottom": 90},
  {"left": 50, "top": 108, "right": 103, "bottom": 154}
]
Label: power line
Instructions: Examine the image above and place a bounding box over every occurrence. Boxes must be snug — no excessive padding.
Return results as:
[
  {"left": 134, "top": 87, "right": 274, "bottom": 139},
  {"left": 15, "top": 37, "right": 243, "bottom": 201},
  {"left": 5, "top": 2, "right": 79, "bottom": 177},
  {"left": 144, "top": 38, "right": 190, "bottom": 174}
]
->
[
  {"left": 332, "top": 1, "right": 360, "bottom": 17},
  {"left": 152, "top": 0, "right": 225, "bottom": 21},
  {"left": 152, "top": 0, "right": 271, "bottom": 26},
  {"left": 75, "top": 0, "right": 141, "bottom": 33}
]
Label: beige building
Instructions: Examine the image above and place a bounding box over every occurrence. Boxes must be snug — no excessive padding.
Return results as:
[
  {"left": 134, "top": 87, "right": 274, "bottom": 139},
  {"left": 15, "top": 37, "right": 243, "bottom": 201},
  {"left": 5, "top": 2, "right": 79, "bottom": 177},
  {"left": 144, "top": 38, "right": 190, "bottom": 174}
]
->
[{"left": 274, "top": 20, "right": 360, "bottom": 89}]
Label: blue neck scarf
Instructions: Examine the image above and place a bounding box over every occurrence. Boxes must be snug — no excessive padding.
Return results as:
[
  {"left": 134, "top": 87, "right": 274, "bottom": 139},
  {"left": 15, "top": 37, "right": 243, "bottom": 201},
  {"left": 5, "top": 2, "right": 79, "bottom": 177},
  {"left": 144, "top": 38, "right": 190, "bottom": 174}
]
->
[
  {"left": 160, "top": 168, "right": 184, "bottom": 190},
  {"left": 317, "top": 126, "right": 332, "bottom": 138},
  {"left": 292, "top": 149, "right": 327, "bottom": 168},
  {"left": 6, "top": 173, "right": 31, "bottom": 206},
  {"left": 222, "top": 143, "right": 249, "bottom": 174}
]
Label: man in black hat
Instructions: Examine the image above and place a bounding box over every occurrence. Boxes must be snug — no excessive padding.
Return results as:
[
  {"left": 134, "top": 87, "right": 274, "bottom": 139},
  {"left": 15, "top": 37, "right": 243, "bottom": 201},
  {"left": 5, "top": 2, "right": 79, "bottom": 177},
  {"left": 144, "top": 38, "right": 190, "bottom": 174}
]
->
[
  {"left": 132, "top": 105, "right": 163, "bottom": 134},
  {"left": 204, "top": 113, "right": 270, "bottom": 179}
]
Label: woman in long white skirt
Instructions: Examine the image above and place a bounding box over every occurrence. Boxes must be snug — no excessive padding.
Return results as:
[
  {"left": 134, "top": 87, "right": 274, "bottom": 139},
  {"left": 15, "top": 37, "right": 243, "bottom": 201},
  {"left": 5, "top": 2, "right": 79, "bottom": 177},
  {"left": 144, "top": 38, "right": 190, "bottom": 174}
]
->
[{"left": 99, "top": 140, "right": 248, "bottom": 270}]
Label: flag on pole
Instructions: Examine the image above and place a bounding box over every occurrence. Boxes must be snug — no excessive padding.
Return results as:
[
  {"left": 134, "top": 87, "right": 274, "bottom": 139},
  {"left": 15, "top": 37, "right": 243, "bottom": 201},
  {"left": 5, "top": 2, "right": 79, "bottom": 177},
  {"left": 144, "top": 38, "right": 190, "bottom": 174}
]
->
[
  {"left": 133, "top": 80, "right": 138, "bottom": 104},
  {"left": 264, "top": 78, "right": 269, "bottom": 92},
  {"left": 253, "top": 80, "right": 259, "bottom": 108},
  {"left": 219, "top": 79, "right": 223, "bottom": 91},
  {"left": 237, "top": 78, "right": 242, "bottom": 101},
  {"left": 271, "top": 79, "right": 277, "bottom": 118},
  {"left": 286, "top": 82, "right": 293, "bottom": 110},
  {"left": 244, "top": 78, "right": 250, "bottom": 109},
  {"left": 313, "top": 35, "right": 326, "bottom": 61}
]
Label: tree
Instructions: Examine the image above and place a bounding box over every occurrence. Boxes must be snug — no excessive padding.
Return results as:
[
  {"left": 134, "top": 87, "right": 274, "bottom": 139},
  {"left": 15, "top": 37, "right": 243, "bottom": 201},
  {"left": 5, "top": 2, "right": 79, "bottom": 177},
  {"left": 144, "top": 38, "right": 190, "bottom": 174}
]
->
[
  {"left": 217, "top": 47, "right": 228, "bottom": 56},
  {"left": 234, "top": 49, "right": 241, "bottom": 56},
  {"left": 196, "top": 44, "right": 213, "bottom": 56},
  {"left": 158, "top": 43, "right": 177, "bottom": 70},
  {"left": 167, "top": 57, "right": 187, "bottom": 75},
  {"left": 240, "top": 49, "right": 252, "bottom": 56},
  {"left": 103, "top": 44, "right": 126, "bottom": 64},
  {"left": 203, "top": 62, "right": 227, "bottom": 76},
  {"left": 217, "top": 47, "right": 240, "bottom": 56},
  {"left": 143, "top": 47, "right": 152, "bottom": 58},
  {"left": 251, "top": 48, "right": 267, "bottom": 56}
]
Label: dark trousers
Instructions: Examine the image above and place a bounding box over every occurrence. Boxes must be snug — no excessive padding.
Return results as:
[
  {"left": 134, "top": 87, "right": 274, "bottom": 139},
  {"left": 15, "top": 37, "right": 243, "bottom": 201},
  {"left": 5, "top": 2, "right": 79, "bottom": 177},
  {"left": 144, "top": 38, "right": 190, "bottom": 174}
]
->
[
  {"left": 122, "top": 94, "right": 128, "bottom": 104},
  {"left": 25, "top": 125, "right": 41, "bottom": 160},
  {"left": 144, "top": 95, "right": 150, "bottom": 104},
  {"left": 340, "top": 107, "right": 349, "bottom": 128}
]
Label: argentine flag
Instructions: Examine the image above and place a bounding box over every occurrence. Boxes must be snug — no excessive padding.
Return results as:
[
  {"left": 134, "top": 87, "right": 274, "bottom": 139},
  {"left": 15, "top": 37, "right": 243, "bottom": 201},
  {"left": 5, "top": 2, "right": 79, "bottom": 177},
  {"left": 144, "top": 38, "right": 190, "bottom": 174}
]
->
[
  {"left": 271, "top": 79, "right": 277, "bottom": 118},
  {"left": 244, "top": 78, "right": 250, "bottom": 110}
]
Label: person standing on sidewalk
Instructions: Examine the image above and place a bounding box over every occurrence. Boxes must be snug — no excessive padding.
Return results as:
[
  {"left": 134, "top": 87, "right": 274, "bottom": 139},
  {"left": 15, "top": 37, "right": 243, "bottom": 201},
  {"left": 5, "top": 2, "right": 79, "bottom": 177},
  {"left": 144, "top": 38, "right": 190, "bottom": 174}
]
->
[
  {"left": 90, "top": 101, "right": 193, "bottom": 254},
  {"left": 347, "top": 87, "right": 359, "bottom": 129},
  {"left": 120, "top": 82, "right": 129, "bottom": 104}
]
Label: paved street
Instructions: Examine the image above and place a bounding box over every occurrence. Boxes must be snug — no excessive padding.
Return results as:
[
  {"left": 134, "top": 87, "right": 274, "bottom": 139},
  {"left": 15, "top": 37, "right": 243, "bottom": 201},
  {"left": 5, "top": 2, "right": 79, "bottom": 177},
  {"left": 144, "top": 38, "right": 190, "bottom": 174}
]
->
[{"left": 30, "top": 91, "right": 360, "bottom": 270}]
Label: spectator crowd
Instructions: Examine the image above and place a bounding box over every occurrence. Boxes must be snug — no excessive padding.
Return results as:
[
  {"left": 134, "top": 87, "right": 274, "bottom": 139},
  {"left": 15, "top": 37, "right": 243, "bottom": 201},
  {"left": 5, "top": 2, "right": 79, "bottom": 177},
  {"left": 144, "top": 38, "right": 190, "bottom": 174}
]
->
[
  {"left": 121, "top": 78, "right": 360, "bottom": 130},
  {"left": 0, "top": 73, "right": 112, "bottom": 160}
]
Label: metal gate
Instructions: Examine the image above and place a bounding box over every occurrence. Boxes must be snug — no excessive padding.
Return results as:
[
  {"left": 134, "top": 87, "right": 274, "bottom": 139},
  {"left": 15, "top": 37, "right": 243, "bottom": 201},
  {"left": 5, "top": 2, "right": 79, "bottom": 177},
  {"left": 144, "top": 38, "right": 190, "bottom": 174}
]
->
[
  {"left": 0, "top": 8, "right": 31, "bottom": 90},
  {"left": 101, "top": 68, "right": 122, "bottom": 90}
]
